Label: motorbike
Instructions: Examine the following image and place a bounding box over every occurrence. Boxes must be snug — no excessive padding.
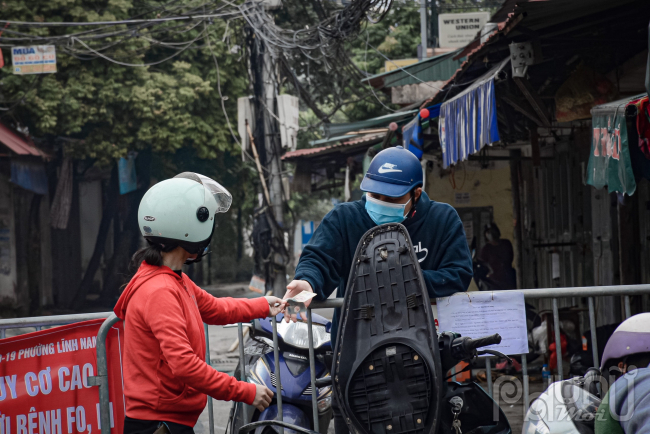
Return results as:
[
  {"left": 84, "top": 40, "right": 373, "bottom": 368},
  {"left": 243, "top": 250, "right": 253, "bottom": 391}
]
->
[
  {"left": 236, "top": 328, "right": 514, "bottom": 434},
  {"left": 229, "top": 313, "right": 333, "bottom": 434},
  {"left": 522, "top": 368, "right": 602, "bottom": 434},
  {"left": 237, "top": 222, "right": 513, "bottom": 434},
  {"left": 436, "top": 331, "right": 513, "bottom": 434}
]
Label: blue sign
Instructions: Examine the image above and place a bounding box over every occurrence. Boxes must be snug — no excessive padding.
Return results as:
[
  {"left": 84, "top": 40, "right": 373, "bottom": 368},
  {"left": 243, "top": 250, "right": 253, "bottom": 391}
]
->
[{"left": 118, "top": 153, "right": 138, "bottom": 195}]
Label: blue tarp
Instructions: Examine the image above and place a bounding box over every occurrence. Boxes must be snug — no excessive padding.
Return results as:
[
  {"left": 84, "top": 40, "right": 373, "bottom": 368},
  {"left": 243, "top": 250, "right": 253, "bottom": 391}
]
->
[
  {"left": 402, "top": 116, "right": 423, "bottom": 159},
  {"left": 401, "top": 103, "right": 442, "bottom": 160},
  {"left": 10, "top": 159, "right": 48, "bottom": 195},
  {"left": 118, "top": 153, "right": 138, "bottom": 195},
  {"left": 439, "top": 59, "right": 509, "bottom": 168}
]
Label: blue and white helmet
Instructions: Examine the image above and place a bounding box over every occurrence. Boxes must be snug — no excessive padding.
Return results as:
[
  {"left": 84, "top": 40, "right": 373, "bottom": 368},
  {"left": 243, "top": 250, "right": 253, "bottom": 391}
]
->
[{"left": 360, "top": 146, "right": 423, "bottom": 198}]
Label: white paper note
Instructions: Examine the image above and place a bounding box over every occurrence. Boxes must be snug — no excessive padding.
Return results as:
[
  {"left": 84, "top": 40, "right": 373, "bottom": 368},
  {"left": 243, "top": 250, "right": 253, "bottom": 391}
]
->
[
  {"left": 436, "top": 291, "right": 528, "bottom": 356},
  {"left": 288, "top": 290, "right": 317, "bottom": 304}
]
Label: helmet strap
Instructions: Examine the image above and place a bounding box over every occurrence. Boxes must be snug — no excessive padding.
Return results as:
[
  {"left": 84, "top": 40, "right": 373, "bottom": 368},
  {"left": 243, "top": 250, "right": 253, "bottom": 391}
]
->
[{"left": 185, "top": 247, "right": 211, "bottom": 265}]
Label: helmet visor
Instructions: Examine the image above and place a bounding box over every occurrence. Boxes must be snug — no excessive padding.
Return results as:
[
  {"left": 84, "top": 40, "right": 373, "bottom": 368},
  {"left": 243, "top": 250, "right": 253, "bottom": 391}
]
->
[
  {"left": 197, "top": 174, "right": 232, "bottom": 213},
  {"left": 174, "top": 172, "right": 233, "bottom": 214}
]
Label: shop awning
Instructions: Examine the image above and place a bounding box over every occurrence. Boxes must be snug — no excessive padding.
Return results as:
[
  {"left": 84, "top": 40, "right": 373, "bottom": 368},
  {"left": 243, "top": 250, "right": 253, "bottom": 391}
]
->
[
  {"left": 438, "top": 58, "right": 509, "bottom": 168},
  {"left": 0, "top": 123, "right": 46, "bottom": 157},
  {"left": 587, "top": 94, "right": 646, "bottom": 195},
  {"left": 362, "top": 51, "right": 463, "bottom": 89},
  {"left": 322, "top": 109, "right": 417, "bottom": 138}
]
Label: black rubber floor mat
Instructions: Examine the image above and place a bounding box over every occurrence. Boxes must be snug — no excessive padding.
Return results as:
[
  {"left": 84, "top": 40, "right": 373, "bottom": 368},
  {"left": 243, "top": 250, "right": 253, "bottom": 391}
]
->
[{"left": 333, "top": 223, "right": 442, "bottom": 434}]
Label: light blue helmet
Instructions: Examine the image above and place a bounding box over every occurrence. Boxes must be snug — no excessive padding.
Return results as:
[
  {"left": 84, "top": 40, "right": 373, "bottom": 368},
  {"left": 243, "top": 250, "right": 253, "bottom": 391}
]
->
[
  {"left": 360, "top": 146, "right": 423, "bottom": 198},
  {"left": 138, "top": 172, "right": 232, "bottom": 258}
]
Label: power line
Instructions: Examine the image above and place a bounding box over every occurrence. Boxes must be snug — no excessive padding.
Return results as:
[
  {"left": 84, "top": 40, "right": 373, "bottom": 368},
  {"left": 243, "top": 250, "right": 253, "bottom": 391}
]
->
[
  {"left": 365, "top": 40, "right": 444, "bottom": 92},
  {"left": 0, "top": 12, "right": 241, "bottom": 27}
]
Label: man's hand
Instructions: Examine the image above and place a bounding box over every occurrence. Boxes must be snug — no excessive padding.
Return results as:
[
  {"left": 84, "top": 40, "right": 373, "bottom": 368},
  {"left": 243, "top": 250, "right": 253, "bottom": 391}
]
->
[
  {"left": 283, "top": 280, "right": 314, "bottom": 323},
  {"left": 252, "top": 384, "right": 273, "bottom": 411},
  {"left": 264, "top": 296, "right": 286, "bottom": 317}
]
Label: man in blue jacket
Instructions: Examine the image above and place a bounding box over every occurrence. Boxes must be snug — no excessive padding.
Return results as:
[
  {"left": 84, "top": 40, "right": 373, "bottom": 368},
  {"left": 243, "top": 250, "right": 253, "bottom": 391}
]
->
[{"left": 283, "top": 145, "right": 472, "bottom": 433}]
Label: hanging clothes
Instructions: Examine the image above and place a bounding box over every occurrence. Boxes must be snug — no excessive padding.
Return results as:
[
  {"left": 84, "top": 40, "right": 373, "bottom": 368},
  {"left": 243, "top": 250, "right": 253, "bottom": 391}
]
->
[
  {"left": 50, "top": 157, "right": 73, "bottom": 230},
  {"left": 635, "top": 96, "right": 650, "bottom": 159}
]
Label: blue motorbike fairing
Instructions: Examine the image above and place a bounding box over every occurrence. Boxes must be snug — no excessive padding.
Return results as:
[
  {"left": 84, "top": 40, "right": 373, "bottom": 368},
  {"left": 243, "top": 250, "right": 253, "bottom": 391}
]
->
[
  {"left": 255, "top": 404, "right": 310, "bottom": 434},
  {"left": 264, "top": 352, "right": 327, "bottom": 401}
]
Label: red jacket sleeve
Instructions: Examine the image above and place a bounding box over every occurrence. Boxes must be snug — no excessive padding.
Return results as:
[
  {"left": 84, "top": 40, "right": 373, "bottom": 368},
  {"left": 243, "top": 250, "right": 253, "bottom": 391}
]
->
[
  {"left": 191, "top": 282, "right": 270, "bottom": 325},
  {"left": 144, "top": 286, "right": 258, "bottom": 404}
]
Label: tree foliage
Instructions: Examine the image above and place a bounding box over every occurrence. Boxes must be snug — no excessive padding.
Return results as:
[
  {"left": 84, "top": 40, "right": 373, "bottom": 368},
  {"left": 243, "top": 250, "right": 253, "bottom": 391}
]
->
[{"left": 0, "top": 0, "right": 249, "bottom": 166}]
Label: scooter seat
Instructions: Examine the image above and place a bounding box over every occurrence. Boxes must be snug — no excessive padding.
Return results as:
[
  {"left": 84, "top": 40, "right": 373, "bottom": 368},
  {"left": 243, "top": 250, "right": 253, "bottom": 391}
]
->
[{"left": 333, "top": 224, "right": 443, "bottom": 434}]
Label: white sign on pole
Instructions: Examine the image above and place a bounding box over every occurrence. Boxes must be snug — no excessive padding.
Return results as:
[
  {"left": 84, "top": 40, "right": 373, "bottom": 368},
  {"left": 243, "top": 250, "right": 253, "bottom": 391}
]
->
[
  {"left": 277, "top": 94, "right": 299, "bottom": 151},
  {"left": 11, "top": 46, "right": 57, "bottom": 75},
  {"left": 437, "top": 291, "right": 528, "bottom": 356},
  {"left": 237, "top": 96, "right": 254, "bottom": 162},
  {"left": 438, "top": 12, "right": 491, "bottom": 48}
]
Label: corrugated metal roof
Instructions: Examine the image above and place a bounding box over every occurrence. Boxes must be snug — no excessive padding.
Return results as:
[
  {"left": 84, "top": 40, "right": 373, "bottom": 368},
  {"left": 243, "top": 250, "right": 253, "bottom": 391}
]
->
[
  {"left": 363, "top": 51, "right": 464, "bottom": 89},
  {"left": 429, "top": 0, "right": 645, "bottom": 108},
  {"left": 283, "top": 133, "right": 384, "bottom": 161},
  {"left": 0, "top": 123, "right": 45, "bottom": 157},
  {"left": 322, "top": 109, "right": 417, "bottom": 138}
]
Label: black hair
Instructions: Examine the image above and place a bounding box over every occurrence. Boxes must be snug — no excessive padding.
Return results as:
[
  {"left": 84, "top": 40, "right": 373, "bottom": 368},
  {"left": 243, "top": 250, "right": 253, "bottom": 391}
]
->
[
  {"left": 624, "top": 352, "right": 650, "bottom": 372},
  {"left": 485, "top": 223, "right": 501, "bottom": 240},
  {"left": 607, "top": 351, "right": 650, "bottom": 381},
  {"left": 129, "top": 244, "right": 164, "bottom": 273}
]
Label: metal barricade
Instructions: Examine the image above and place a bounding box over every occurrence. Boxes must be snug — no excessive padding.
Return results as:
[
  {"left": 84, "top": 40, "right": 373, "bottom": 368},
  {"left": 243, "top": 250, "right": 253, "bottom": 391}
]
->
[
  {"left": 481, "top": 284, "right": 650, "bottom": 418},
  {"left": 0, "top": 312, "right": 112, "bottom": 338},
  {"left": 91, "top": 284, "right": 650, "bottom": 433}
]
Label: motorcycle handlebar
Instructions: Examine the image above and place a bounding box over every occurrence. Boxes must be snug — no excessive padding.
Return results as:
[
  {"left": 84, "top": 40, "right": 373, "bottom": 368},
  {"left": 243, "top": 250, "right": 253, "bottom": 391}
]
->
[
  {"left": 462, "top": 334, "right": 502, "bottom": 352},
  {"left": 468, "top": 333, "right": 501, "bottom": 350}
]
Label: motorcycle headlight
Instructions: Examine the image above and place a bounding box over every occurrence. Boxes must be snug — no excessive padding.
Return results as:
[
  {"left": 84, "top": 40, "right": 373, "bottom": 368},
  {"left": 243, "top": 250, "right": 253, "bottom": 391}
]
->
[
  {"left": 276, "top": 321, "right": 330, "bottom": 350},
  {"left": 318, "top": 395, "right": 332, "bottom": 413}
]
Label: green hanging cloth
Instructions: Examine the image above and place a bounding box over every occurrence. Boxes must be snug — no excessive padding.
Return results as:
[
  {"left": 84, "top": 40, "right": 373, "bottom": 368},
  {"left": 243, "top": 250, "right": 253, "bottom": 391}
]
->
[{"left": 587, "top": 103, "right": 637, "bottom": 195}]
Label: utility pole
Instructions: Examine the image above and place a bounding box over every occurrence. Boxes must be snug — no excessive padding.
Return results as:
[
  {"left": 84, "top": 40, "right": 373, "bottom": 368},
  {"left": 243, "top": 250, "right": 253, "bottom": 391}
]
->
[
  {"left": 262, "top": 43, "right": 287, "bottom": 298},
  {"left": 420, "top": 0, "right": 428, "bottom": 58},
  {"left": 249, "top": 1, "right": 287, "bottom": 298},
  {"left": 429, "top": 0, "right": 438, "bottom": 50}
]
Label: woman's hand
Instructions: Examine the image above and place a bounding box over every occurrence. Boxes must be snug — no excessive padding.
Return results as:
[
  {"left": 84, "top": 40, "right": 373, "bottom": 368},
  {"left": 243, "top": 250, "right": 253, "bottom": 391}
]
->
[
  {"left": 282, "top": 280, "right": 314, "bottom": 323},
  {"left": 252, "top": 384, "right": 274, "bottom": 411},
  {"left": 264, "top": 296, "right": 287, "bottom": 317}
]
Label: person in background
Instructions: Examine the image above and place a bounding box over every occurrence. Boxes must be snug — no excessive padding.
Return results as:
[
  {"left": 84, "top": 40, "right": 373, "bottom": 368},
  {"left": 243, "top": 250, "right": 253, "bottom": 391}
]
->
[
  {"left": 476, "top": 222, "right": 520, "bottom": 374},
  {"left": 114, "top": 172, "right": 286, "bottom": 434},
  {"left": 282, "top": 146, "right": 473, "bottom": 434},
  {"left": 477, "top": 223, "right": 517, "bottom": 291},
  {"left": 595, "top": 313, "right": 650, "bottom": 434}
]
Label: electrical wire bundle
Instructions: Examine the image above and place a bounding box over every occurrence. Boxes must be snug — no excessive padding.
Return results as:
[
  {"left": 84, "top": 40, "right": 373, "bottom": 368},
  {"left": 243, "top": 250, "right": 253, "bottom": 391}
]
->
[
  {"left": 237, "top": 0, "right": 395, "bottom": 122},
  {"left": 0, "top": 1, "right": 248, "bottom": 67},
  {"left": 0, "top": 0, "right": 398, "bottom": 124},
  {"left": 238, "top": 0, "right": 392, "bottom": 61}
]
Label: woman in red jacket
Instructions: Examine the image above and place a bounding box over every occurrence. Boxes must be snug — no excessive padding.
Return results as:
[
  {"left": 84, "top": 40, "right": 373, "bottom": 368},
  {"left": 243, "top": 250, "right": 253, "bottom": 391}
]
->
[{"left": 114, "top": 172, "right": 286, "bottom": 434}]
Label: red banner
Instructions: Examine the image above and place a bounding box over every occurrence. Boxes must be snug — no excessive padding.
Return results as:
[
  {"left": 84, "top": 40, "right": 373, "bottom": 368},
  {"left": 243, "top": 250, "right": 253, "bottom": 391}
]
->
[{"left": 0, "top": 319, "right": 125, "bottom": 434}]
